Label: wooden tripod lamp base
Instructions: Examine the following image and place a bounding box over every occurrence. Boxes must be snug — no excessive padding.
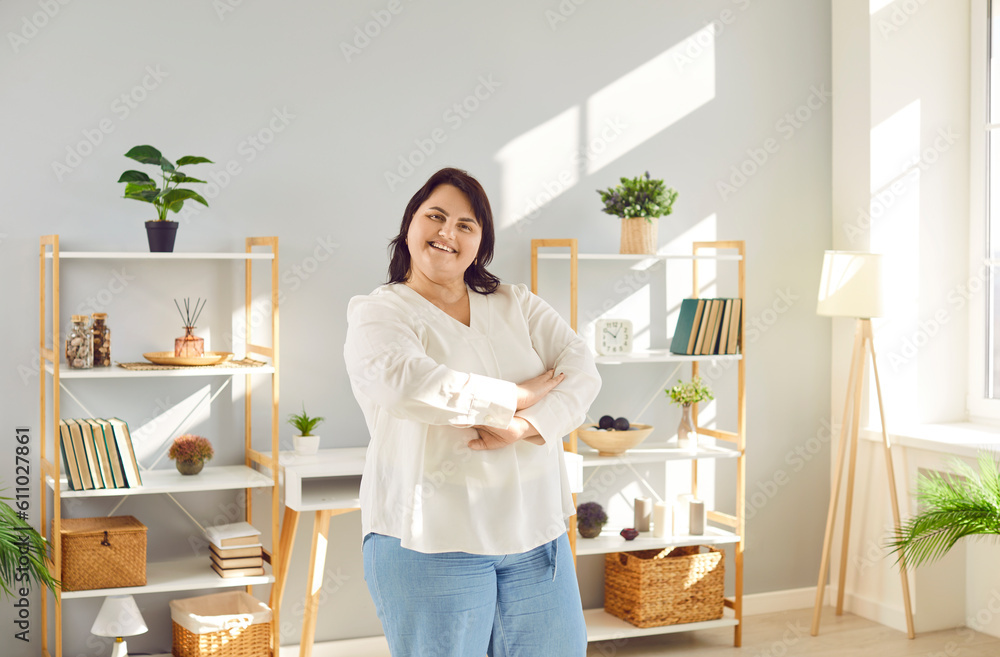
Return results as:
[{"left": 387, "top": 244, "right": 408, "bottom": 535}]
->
[{"left": 811, "top": 250, "right": 914, "bottom": 638}]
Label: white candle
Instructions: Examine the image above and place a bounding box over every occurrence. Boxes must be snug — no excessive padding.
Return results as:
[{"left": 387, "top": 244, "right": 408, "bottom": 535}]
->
[
  {"left": 689, "top": 499, "right": 706, "bottom": 535},
  {"left": 634, "top": 497, "right": 652, "bottom": 532},
  {"left": 652, "top": 502, "right": 669, "bottom": 538}
]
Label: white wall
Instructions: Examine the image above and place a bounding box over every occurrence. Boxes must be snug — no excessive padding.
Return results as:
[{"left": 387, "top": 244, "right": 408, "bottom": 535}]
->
[{"left": 0, "top": 1, "right": 832, "bottom": 653}]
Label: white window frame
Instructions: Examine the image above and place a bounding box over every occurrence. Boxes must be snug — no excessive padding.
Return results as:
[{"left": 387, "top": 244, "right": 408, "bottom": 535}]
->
[{"left": 968, "top": 0, "right": 1000, "bottom": 420}]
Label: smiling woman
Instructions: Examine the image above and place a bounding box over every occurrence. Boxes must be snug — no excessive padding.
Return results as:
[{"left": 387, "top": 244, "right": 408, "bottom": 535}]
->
[{"left": 344, "top": 167, "right": 602, "bottom": 656}]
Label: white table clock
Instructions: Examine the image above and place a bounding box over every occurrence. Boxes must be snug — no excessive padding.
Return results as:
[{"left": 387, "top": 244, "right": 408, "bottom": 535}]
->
[{"left": 595, "top": 318, "right": 633, "bottom": 355}]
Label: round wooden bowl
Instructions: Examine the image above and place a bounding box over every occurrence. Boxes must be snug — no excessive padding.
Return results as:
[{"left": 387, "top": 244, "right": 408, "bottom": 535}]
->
[{"left": 577, "top": 424, "right": 654, "bottom": 456}]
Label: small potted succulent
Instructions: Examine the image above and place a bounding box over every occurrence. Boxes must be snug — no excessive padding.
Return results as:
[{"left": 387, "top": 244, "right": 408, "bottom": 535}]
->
[
  {"left": 118, "top": 145, "right": 213, "bottom": 252},
  {"left": 597, "top": 171, "right": 678, "bottom": 255},
  {"left": 666, "top": 376, "right": 714, "bottom": 450},
  {"left": 288, "top": 404, "right": 324, "bottom": 455},
  {"left": 168, "top": 434, "right": 214, "bottom": 475},
  {"left": 576, "top": 501, "right": 609, "bottom": 539}
]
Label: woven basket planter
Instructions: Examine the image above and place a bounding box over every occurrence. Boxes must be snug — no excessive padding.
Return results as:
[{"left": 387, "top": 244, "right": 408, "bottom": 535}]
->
[
  {"left": 57, "top": 516, "right": 147, "bottom": 591},
  {"left": 619, "top": 217, "right": 658, "bottom": 254},
  {"left": 170, "top": 591, "right": 272, "bottom": 657},
  {"left": 604, "top": 545, "right": 724, "bottom": 628}
]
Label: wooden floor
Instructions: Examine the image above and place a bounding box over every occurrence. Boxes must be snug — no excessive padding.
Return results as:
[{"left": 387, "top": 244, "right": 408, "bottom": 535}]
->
[
  {"left": 289, "top": 606, "right": 1000, "bottom": 656},
  {"left": 587, "top": 607, "right": 1000, "bottom": 656}
]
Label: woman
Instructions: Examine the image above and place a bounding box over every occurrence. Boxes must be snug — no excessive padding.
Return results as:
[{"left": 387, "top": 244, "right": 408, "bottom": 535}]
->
[{"left": 344, "top": 167, "right": 601, "bottom": 657}]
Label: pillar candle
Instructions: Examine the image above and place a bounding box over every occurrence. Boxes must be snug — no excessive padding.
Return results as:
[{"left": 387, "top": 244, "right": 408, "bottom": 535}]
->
[
  {"left": 689, "top": 499, "right": 706, "bottom": 535},
  {"left": 634, "top": 497, "right": 652, "bottom": 532},
  {"left": 652, "top": 502, "right": 669, "bottom": 538}
]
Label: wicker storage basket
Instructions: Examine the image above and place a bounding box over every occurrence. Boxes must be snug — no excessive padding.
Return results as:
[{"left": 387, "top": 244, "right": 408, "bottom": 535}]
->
[
  {"left": 170, "top": 591, "right": 272, "bottom": 657},
  {"left": 619, "top": 217, "right": 658, "bottom": 254},
  {"left": 57, "top": 516, "right": 147, "bottom": 591},
  {"left": 604, "top": 545, "right": 724, "bottom": 628}
]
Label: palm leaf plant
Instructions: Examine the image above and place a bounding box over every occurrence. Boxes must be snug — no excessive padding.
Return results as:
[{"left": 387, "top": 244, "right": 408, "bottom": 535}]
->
[
  {"left": 287, "top": 404, "right": 324, "bottom": 436},
  {"left": 0, "top": 490, "right": 58, "bottom": 599},
  {"left": 887, "top": 451, "right": 1000, "bottom": 568},
  {"left": 117, "top": 145, "right": 213, "bottom": 222}
]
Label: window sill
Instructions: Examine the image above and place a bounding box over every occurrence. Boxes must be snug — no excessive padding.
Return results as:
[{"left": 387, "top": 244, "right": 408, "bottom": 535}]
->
[{"left": 860, "top": 421, "right": 1000, "bottom": 459}]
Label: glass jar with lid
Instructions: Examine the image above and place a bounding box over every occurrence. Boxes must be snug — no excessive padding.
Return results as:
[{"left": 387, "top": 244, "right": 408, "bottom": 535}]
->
[
  {"left": 65, "top": 315, "right": 93, "bottom": 369},
  {"left": 92, "top": 312, "right": 110, "bottom": 367}
]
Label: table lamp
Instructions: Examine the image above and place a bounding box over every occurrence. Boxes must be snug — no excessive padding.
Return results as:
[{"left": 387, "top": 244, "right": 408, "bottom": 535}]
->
[
  {"left": 91, "top": 594, "right": 148, "bottom": 657},
  {"left": 810, "top": 251, "right": 915, "bottom": 638}
]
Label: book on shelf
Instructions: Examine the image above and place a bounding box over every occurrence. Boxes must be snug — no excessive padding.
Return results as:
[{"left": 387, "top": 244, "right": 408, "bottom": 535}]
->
[
  {"left": 670, "top": 298, "right": 744, "bottom": 355},
  {"left": 94, "top": 418, "right": 127, "bottom": 488},
  {"left": 66, "top": 420, "right": 95, "bottom": 490},
  {"left": 210, "top": 551, "right": 264, "bottom": 569},
  {"left": 79, "top": 419, "right": 112, "bottom": 489},
  {"left": 58, "top": 420, "right": 83, "bottom": 491},
  {"left": 211, "top": 562, "right": 265, "bottom": 578},
  {"left": 209, "top": 543, "right": 262, "bottom": 560},
  {"left": 107, "top": 417, "right": 143, "bottom": 487},
  {"left": 726, "top": 298, "right": 743, "bottom": 354},
  {"left": 205, "top": 521, "right": 262, "bottom": 548}
]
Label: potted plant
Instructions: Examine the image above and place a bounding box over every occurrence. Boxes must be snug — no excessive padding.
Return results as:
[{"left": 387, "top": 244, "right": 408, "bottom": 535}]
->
[
  {"left": 597, "top": 172, "right": 678, "bottom": 255},
  {"left": 888, "top": 452, "right": 1000, "bottom": 568},
  {"left": 576, "top": 501, "right": 609, "bottom": 539},
  {"left": 288, "top": 405, "right": 325, "bottom": 455},
  {"left": 168, "top": 434, "right": 214, "bottom": 475},
  {"left": 118, "top": 145, "right": 213, "bottom": 252},
  {"left": 665, "top": 376, "right": 714, "bottom": 449},
  {"left": 0, "top": 489, "right": 59, "bottom": 600}
]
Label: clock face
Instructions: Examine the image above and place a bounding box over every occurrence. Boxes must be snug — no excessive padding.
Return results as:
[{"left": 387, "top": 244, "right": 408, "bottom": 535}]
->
[{"left": 595, "top": 319, "right": 633, "bottom": 355}]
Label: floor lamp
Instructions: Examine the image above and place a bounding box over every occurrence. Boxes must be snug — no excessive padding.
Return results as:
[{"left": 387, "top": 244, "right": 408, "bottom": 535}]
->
[{"left": 810, "top": 251, "right": 915, "bottom": 639}]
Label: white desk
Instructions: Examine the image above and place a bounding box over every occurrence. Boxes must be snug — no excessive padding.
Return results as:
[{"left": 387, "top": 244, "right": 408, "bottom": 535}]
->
[{"left": 270, "top": 448, "right": 366, "bottom": 657}]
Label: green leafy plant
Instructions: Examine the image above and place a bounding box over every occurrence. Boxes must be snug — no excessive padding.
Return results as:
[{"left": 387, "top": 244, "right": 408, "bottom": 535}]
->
[
  {"left": 288, "top": 405, "right": 324, "bottom": 436},
  {"left": 597, "top": 172, "right": 678, "bottom": 221},
  {"left": 168, "top": 434, "right": 215, "bottom": 464},
  {"left": 0, "top": 489, "right": 59, "bottom": 599},
  {"left": 888, "top": 452, "right": 1000, "bottom": 568},
  {"left": 118, "top": 145, "right": 213, "bottom": 222},
  {"left": 665, "top": 376, "right": 714, "bottom": 406}
]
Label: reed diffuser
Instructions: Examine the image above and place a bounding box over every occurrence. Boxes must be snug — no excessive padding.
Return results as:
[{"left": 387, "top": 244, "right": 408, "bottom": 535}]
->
[{"left": 174, "top": 297, "right": 206, "bottom": 358}]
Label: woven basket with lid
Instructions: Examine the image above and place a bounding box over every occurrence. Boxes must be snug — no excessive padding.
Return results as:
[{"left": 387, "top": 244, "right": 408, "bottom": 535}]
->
[{"left": 57, "top": 515, "right": 146, "bottom": 591}]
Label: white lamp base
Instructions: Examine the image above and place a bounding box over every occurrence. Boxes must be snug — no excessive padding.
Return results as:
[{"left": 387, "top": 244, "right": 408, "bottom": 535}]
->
[{"left": 110, "top": 638, "right": 128, "bottom": 657}]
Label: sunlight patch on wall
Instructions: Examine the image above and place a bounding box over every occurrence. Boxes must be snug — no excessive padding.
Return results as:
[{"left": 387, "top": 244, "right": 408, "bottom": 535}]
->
[
  {"left": 585, "top": 26, "right": 716, "bottom": 176},
  {"left": 131, "top": 384, "right": 213, "bottom": 464}
]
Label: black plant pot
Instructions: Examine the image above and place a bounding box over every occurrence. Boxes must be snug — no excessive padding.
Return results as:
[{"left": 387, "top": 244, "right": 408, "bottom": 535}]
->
[{"left": 145, "top": 220, "right": 178, "bottom": 252}]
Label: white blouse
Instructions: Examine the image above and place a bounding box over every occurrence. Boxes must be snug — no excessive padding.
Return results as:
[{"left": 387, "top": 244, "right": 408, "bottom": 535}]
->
[{"left": 344, "top": 282, "right": 601, "bottom": 555}]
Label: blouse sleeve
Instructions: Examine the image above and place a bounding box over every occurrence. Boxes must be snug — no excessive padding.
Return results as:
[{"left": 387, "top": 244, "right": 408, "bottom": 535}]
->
[
  {"left": 511, "top": 284, "right": 602, "bottom": 443},
  {"left": 344, "top": 291, "right": 517, "bottom": 429}
]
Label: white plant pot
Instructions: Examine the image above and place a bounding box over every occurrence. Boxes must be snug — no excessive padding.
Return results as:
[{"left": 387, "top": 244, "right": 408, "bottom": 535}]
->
[{"left": 293, "top": 434, "right": 320, "bottom": 455}]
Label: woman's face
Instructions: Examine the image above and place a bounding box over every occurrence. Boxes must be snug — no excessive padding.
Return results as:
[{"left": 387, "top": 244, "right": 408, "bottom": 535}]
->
[{"left": 405, "top": 184, "right": 482, "bottom": 287}]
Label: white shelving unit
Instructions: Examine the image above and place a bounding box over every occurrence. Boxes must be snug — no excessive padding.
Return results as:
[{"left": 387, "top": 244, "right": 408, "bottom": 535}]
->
[
  {"left": 38, "top": 236, "right": 281, "bottom": 657},
  {"left": 531, "top": 239, "right": 746, "bottom": 647}
]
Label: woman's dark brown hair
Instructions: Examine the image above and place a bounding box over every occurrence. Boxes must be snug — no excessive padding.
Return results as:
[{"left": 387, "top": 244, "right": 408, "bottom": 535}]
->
[{"left": 387, "top": 167, "right": 500, "bottom": 294}]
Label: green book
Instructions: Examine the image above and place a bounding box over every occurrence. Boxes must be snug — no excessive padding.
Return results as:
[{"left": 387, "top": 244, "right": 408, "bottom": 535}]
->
[{"left": 670, "top": 298, "right": 702, "bottom": 354}]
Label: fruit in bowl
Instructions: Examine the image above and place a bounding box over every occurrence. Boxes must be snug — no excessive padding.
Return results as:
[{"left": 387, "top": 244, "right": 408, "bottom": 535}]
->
[{"left": 578, "top": 418, "right": 654, "bottom": 456}]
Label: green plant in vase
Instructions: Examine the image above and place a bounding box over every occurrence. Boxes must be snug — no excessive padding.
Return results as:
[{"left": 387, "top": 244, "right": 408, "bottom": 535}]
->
[
  {"left": 168, "top": 434, "right": 214, "bottom": 475},
  {"left": 597, "top": 172, "right": 678, "bottom": 255},
  {"left": 665, "top": 376, "right": 714, "bottom": 450},
  {"left": 288, "top": 405, "right": 325, "bottom": 455},
  {"left": 118, "top": 145, "right": 213, "bottom": 252}
]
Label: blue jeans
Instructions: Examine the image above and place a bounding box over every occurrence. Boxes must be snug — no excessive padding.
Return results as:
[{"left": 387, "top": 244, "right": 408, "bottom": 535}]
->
[{"left": 362, "top": 532, "right": 587, "bottom": 657}]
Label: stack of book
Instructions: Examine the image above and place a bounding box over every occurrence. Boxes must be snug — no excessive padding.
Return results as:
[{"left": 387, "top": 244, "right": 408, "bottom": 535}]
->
[
  {"left": 205, "top": 522, "right": 264, "bottom": 578},
  {"left": 58, "top": 417, "right": 142, "bottom": 491},
  {"left": 669, "top": 298, "right": 743, "bottom": 356}
]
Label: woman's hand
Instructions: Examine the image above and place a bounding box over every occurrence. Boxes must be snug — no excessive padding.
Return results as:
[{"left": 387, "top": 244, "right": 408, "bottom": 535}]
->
[
  {"left": 516, "top": 369, "right": 565, "bottom": 410},
  {"left": 468, "top": 416, "right": 543, "bottom": 451}
]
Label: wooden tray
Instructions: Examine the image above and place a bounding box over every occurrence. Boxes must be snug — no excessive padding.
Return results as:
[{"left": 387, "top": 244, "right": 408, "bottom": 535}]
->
[{"left": 142, "top": 351, "right": 234, "bottom": 366}]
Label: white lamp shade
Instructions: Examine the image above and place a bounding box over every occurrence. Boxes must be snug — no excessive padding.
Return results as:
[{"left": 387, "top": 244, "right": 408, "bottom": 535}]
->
[
  {"left": 91, "top": 595, "right": 148, "bottom": 638},
  {"left": 816, "top": 251, "right": 884, "bottom": 318}
]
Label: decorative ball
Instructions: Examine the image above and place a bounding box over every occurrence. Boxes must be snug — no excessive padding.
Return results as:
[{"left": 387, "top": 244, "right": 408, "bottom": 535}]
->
[
  {"left": 614, "top": 417, "right": 630, "bottom": 431},
  {"left": 599, "top": 415, "right": 615, "bottom": 430}
]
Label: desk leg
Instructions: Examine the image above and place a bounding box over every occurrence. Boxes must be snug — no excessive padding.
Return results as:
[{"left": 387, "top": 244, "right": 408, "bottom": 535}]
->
[
  {"left": 270, "top": 506, "right": 300, "bottom": 615},
  {"left": 301, "top": 509, "right": 334, "bottom": 657}
]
